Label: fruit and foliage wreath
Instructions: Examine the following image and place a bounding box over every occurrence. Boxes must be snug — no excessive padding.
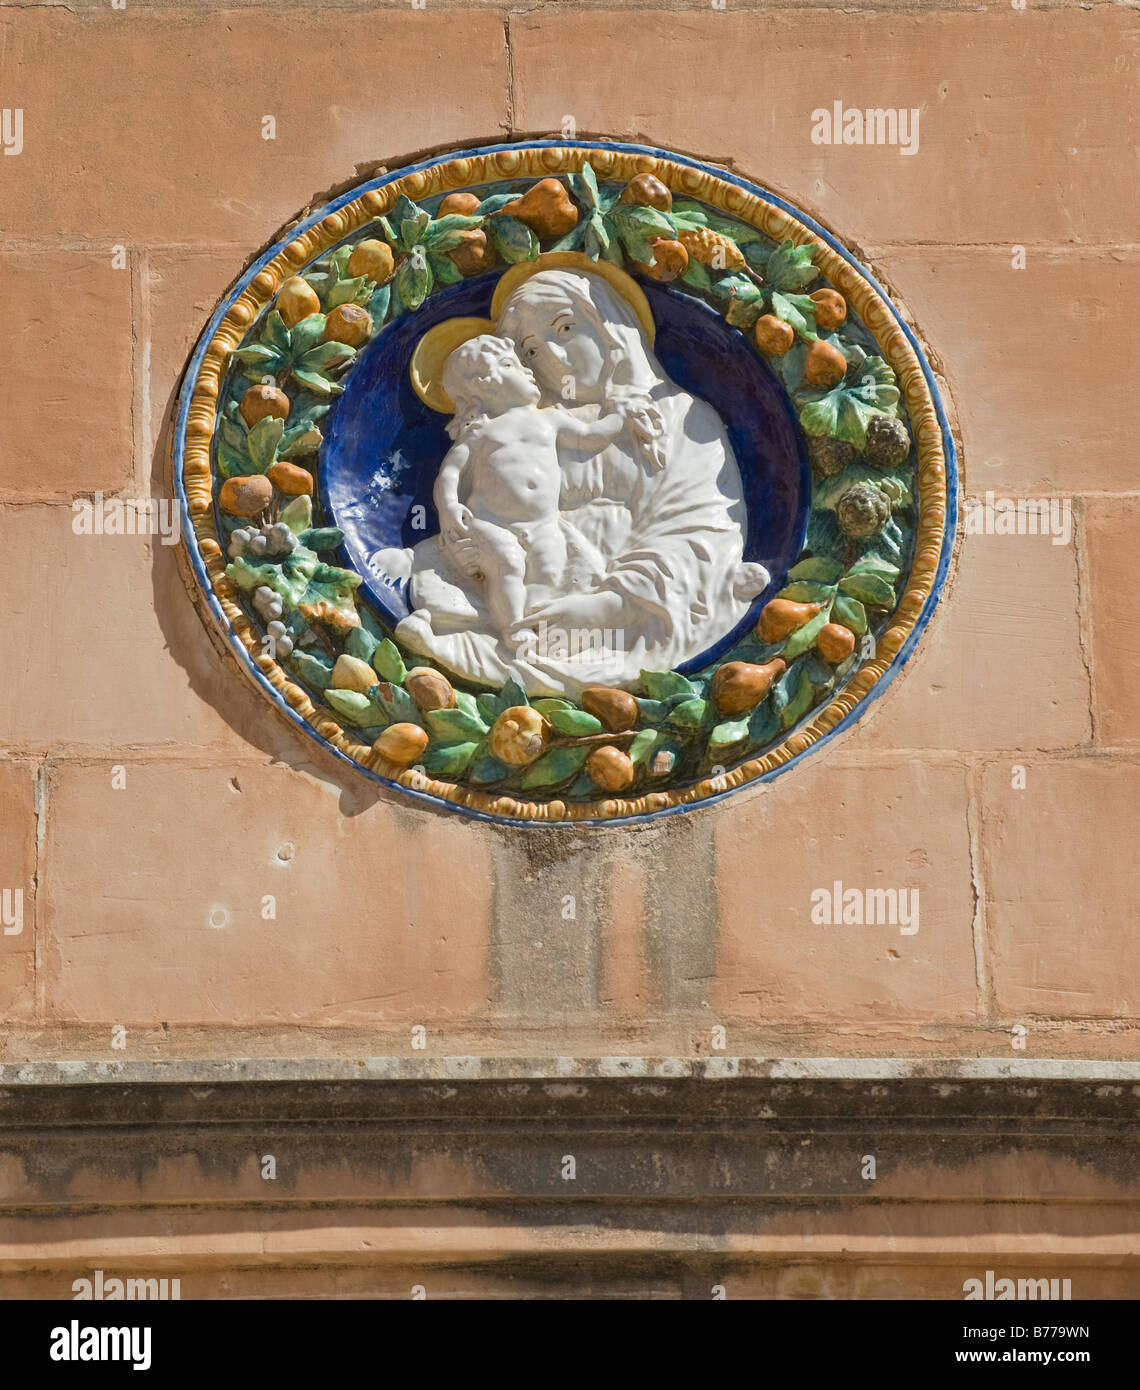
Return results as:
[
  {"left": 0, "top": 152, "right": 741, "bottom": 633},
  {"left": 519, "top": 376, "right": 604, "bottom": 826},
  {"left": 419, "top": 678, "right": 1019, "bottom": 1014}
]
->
[{"left": 210, "top": 163, "right": 921, "bottom": 811}]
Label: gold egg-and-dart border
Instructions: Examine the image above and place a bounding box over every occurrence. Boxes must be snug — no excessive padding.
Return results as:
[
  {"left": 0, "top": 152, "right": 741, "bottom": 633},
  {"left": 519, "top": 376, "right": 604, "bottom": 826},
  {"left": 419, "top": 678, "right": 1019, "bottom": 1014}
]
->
[{"left": 181, "top": 145, "right": 948, "bottom": 824}]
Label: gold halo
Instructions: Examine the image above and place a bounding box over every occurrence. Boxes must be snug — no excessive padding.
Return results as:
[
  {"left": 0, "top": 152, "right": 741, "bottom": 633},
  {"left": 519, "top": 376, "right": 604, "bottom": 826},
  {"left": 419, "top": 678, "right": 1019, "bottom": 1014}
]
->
[
  {"left": 409, "top": 315, "right": 495, "bottom": 412},
  {"left": 491, "top": 251, "right": 656, "bottom": 345},
  {"left": 411, "top": 252, "right": 657, "bottom": 413}
]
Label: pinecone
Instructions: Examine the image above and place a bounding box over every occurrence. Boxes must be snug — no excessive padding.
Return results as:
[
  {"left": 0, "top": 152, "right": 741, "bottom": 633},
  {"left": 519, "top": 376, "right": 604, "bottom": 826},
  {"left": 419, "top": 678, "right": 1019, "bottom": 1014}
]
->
[
  {"left": 863, "top": 414, "right": 911, "bottom": 469},
  {"left": 837, "top": 482, "right": 891, "bottom": 539},
  {"left": 807, "top": 435, "right": 855, "bottom": 478},
  {"left": 676, "top": 226, "right": 746, "bottom": 270}
]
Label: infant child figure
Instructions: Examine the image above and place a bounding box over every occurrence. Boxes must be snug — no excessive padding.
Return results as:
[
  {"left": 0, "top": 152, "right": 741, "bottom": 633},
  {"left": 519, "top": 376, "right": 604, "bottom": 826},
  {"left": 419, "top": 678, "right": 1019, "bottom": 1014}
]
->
[{"left": 435, "top": 333, "right": 658, "bottom": 643}]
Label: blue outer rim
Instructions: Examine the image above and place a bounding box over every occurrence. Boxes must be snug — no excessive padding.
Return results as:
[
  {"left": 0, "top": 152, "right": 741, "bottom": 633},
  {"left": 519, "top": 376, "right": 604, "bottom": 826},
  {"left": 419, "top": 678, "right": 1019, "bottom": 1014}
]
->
[{"left": 174, "top": 139, "right": 958, "bottom": 830}]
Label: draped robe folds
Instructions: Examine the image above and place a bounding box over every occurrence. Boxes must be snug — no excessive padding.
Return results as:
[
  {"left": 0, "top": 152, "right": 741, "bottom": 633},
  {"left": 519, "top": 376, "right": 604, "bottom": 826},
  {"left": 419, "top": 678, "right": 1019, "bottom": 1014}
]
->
[{"left": 371, "top": 270, "right": 768, "bottom": 697}]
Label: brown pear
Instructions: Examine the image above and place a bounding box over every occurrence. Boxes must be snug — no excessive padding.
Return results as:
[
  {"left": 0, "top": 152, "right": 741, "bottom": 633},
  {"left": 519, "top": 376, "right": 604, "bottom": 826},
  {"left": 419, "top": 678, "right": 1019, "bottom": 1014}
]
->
[
  {"left": 502, "top": 178, "right": 579, "bottom": 238},
  {"left": 587, "top": 746, "right": 635, "bottom": 792},
  {"left": 710, "top": 659, "right": 787, "bottom": 716},
  {"left": 405, "top": 667, "right": 455, "bottom": 712},
  {"left": 756, "top": 599, "right": 823, "bottom": 643},
  {"left": 437, "top": 192, "right": 482, "bottom": 217},
  {"left": 803, "top": 340, "right": 847, "bottom": 389},
  {"left": 448, "top": 228, "right": 496, "bottom": 275},
  {"left": 581, "top": 686, "right": 639, "bottom": 733},
  {"left": 620, "top": 173, "right": 673, "bottom": 212},
  {"left": 240, "top": 384, "right": 290, "bottom": 428}
]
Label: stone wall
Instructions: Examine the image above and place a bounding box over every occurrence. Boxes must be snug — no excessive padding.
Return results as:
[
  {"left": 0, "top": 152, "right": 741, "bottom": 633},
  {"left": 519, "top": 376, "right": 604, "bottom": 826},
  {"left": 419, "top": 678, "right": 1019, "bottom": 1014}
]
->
[{"left": 0, "top": 0, "right": 1136, "bottom": 1297}]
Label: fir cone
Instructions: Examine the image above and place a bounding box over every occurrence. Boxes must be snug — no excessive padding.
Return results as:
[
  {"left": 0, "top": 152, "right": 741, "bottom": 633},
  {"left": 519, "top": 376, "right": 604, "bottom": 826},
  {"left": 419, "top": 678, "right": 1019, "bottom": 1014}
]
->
[
  {"left": 837, "top": 482, "right": 891, "bottom": 538},
  {"left": 807, "top": 435, "right": 855, "bottom": 478},
  {"left": 675, "top": 227, "right": 746, "bottom": 270},
  {"left": 862, "top": 414, "right": 912, "bottom": 469}
]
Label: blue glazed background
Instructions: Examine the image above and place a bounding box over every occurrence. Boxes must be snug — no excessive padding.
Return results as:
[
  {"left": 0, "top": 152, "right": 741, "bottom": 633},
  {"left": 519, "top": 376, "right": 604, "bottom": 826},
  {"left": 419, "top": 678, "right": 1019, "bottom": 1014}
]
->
[
  {"left": 320, "top": 271, "right": 810, "bottom": 672},
  {"left": 176, "top": 139, "right": 958, "bottom": 828}
]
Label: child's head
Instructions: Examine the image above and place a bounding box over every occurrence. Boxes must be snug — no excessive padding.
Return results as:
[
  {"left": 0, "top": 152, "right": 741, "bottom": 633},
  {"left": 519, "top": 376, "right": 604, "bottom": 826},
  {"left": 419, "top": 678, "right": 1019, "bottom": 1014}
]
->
[{"left": 443, "top": 334, "right": 541, "bottom": 432}]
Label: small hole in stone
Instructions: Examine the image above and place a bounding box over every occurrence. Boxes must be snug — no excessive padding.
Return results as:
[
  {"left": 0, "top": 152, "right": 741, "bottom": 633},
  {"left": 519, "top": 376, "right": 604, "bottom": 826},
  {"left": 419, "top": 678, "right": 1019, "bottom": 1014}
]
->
[
  {"left": 208, "top": 906, "right": 229, "bottom": 930},
  {"left": 275, "top": 842, "right": 295, "bottom": 864}
]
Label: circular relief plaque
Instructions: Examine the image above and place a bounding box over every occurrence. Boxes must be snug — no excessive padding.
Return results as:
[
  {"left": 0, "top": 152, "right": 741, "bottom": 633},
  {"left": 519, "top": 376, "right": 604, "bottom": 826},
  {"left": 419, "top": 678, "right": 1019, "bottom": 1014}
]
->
[{"left": 176, "top": 140, "right": 955, "bottom": 825}]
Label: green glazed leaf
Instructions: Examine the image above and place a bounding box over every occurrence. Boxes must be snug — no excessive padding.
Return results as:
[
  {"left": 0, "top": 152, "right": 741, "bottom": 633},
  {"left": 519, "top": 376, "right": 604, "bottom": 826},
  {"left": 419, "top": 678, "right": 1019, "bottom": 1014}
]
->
[
  {"left": 400, "top": 212, "right": 431, "bottom": 248},
  {"left": 216, "top": 439, "right": 254, "bottom": 479},
  {"left": 430, "top": 254, "right": 463, "bottom": 286},
  {"left": 548, "top": 709, "right": 603, "bottom": 736},
  {"left": 376, "top": 682, "right": 420, "bottom": 726},
  {"left": 396, "top": 255, "right": 433, "bottom": 310},
  {"left": 770, "top": 290, "right": 818, "bottom": 339},
  {"left": 372, "top": 638, "right": 407, "bottom": 684},
  {"left": 709, "top": 271, "right": 754, "bottom": 306},
  {"left": 748, "top": 698, "right": 780, "bottom": 747},
  {"left": 847, "top": 554, "right": 901, "bottom": 583},
  {"left": 788, "top": 556, "right": 843, "bottom": 583},
  {"left": 634, "top": 697, "right": 668, "bottom": 724},
  {"left": 299, "top": 341, "right": 355, "bottom": 372},
  {"left": 476, "top": 692, "right": 503, "bottom": 723},
  {"left": 832, "top": 592, "right": 868, "bottom": 635},
  {"left": 805, "top": 653, "right": 836, "bottom": 689},
  {"left": 262, "top": 310, "right": 291, "bottom": 354},
  {"left": 498, "top": 676, "right": 530, "bottom": 709},
  {"left": 279, "top": 424, "right": 323, "bottom": 459},
  {"left": 454, "top": 690, "right": 481, "bottom": 720},
  {"left": 568, "top": 164, "right": 601, "bottom": 209},
  {"left": 520, "top": 745, "right": 589, "bottom": 790},
  {"left": 367, "top": 283, "right": 391, "bottom": 322},
  {"left": 232, "top": 344, "right": 281, "bottom": 366},
  {"left": 423, "top": 741, "right": 478, "bottom": 776},
  {"left": 838, "top": 572, "right": 896, "bottom": 608},
  {"left": 555, "top": 222, "right": 589, "bottom": 255},
  {"left": 423, "top": 213, "right": 483, "bottom": 251},
  {"left": 490, "top": 215, "right": 539, "bottom": 264},
  {"left": 298, "top": 526, "right": 343, "bottom": 551},
  {"left": 469, "top": 754, "right": 510, "bottom": 786},
  {"left": 743, "top": 241, "right": 773, "bottom": 271},
  {"left": 680, "top": 257, "right": 713, "bottom": 293},
  {"left": 532, "top": 698, "right": 575, "bottom": 717},
  {"left": 766, "top": 240, "right": 817, "bottom": 292},
  {"left": 289, "top": 650, "right": 334, "bottom": 690},
  {"left": 640, "top": 670, "right": 695, "bottom": 701},
  {"left": 724, "top": 289, "right": 764, "bottom": 330},
  {"left": 667, "top": 697, "right": 708, "bottom": 732},
  {"left": 291, "top": 369, "right": 343, "bottom": 397},
  {"left": 629, "top": 728, "right": 660, "bottom": 766},
  {"left": 708, "top": 718, "right": 750, "bottom": 753},
  {"left": 777, "top": 663, "right": 814, "bottom": 729},
  {"left": 246, "top": 415, "right": 284, "bottom": 472},
  {"left": 424, "top": 707, "right": 488, "bottom": 742},
  {"left": 783, "top": 607, "right": 831, "bottom": 660},
  {"left": 475, "top": 192, "right": 517, "bottom": 216},
  {"left": 345, "top": 625, "right": 379, "bottom": 663},
  {"left": 327, "top": 275, "right": 371, "bottom": 310},
  {"left": 279, "top": 494, "right": 313, "bottom": 536},
  {"left": 779, "top": 579, "right": 836, "bottom": 604},
  {"left": 325, "top": 688, "right": 374, "bottom": 725}
]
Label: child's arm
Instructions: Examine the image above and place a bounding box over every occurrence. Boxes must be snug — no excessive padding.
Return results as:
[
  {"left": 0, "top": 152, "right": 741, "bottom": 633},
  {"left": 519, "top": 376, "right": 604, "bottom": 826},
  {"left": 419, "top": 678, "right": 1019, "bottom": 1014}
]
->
[
  {"left": 553, "top": 410, "right": 627, "bottom": 452},
  {"left": 554, "top": 399, "right": 665, "bottom": 460},
  {"left": 434, "top": 442, "right": 472, "bottom": 538}
]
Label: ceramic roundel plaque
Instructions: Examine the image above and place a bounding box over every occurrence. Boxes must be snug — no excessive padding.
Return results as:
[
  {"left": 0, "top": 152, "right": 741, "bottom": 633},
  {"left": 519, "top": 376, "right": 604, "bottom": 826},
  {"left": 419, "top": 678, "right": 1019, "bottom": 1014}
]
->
[{"left": 176, "top": 140, "right": 955, "bottom": 825}]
